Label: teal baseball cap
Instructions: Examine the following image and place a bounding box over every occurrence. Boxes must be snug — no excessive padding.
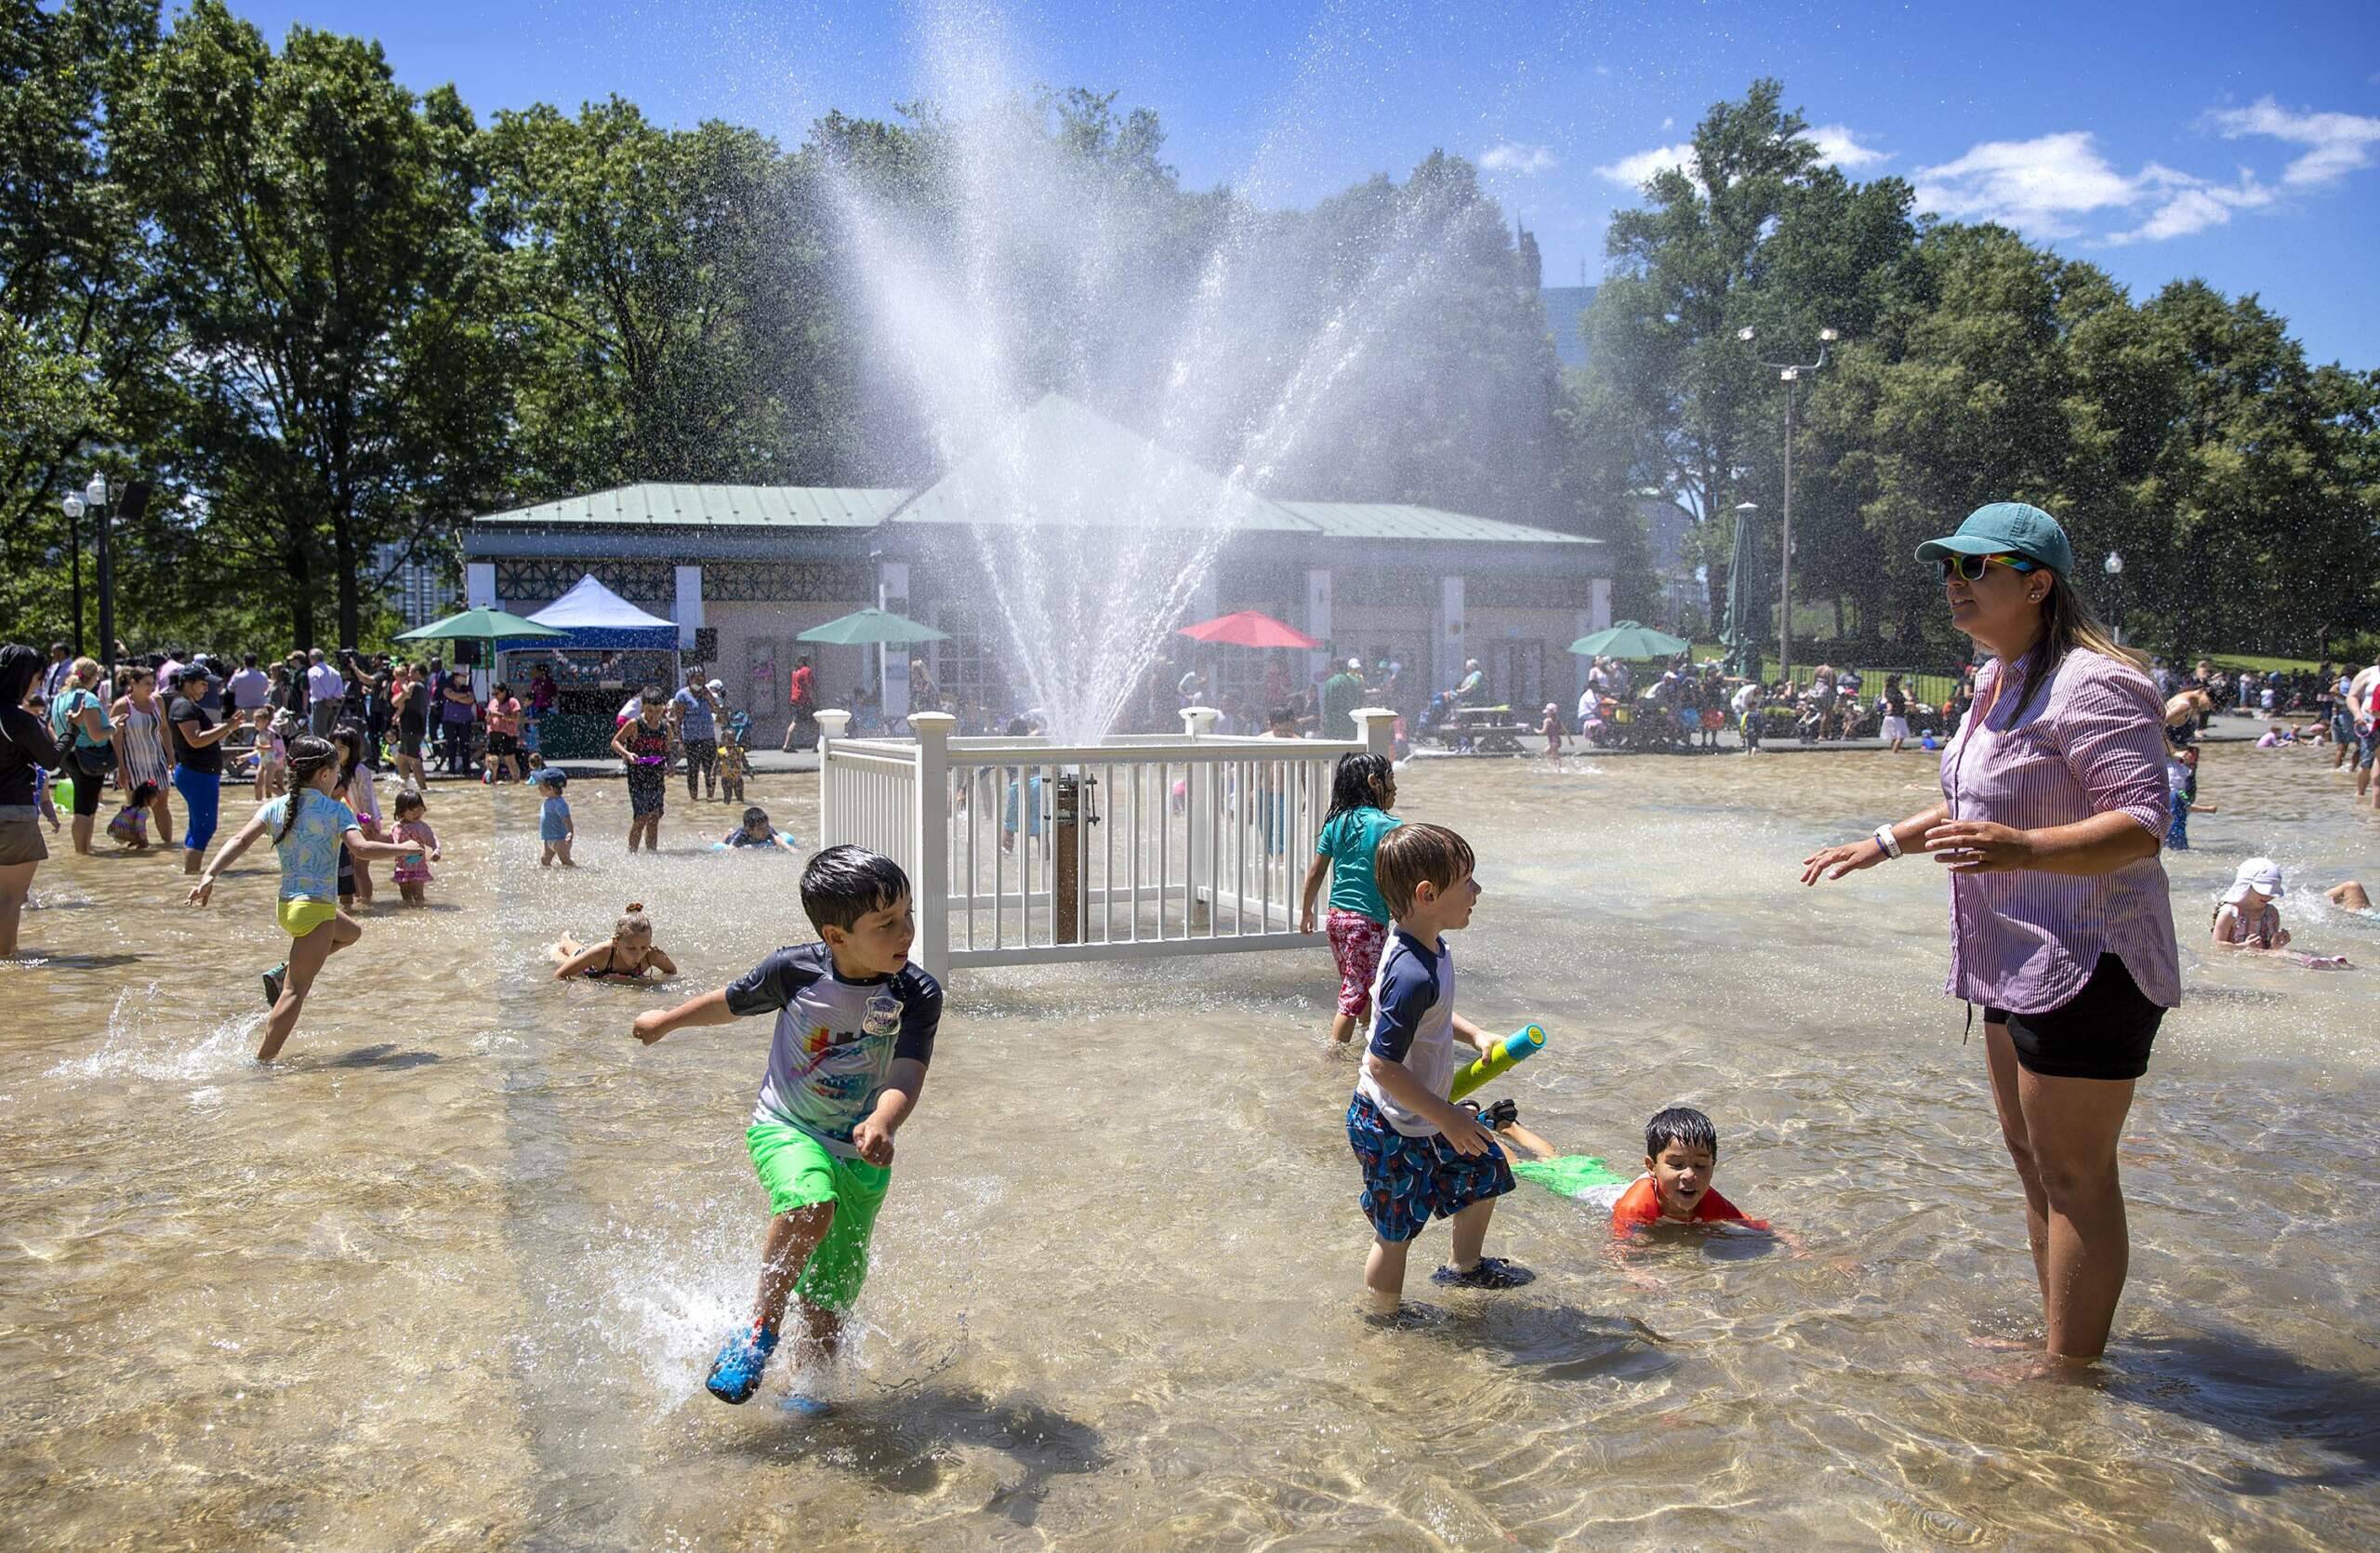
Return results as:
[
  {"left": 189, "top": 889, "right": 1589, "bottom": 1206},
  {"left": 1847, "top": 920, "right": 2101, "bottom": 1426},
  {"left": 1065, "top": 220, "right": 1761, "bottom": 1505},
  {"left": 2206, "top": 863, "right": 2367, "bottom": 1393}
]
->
[{"left": 1914, "top": 502, "right": 2074, "bottom": 577}]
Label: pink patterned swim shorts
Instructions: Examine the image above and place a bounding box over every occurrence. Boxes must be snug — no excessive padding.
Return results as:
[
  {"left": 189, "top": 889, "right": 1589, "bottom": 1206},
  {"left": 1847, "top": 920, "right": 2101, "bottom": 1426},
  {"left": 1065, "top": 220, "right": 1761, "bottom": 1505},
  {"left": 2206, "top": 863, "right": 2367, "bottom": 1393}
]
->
[{"left": 1327, "top": 908, "right": 1390, "bottom": 1019}]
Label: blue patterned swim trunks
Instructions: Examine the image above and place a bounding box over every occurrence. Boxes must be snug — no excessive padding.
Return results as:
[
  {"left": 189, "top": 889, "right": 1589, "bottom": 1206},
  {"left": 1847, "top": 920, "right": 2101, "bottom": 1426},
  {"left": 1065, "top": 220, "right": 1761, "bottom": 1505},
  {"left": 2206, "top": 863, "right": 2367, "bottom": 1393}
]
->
[{"left": 1346, "top": 1090, "right": 1514, "bottom": 1243}]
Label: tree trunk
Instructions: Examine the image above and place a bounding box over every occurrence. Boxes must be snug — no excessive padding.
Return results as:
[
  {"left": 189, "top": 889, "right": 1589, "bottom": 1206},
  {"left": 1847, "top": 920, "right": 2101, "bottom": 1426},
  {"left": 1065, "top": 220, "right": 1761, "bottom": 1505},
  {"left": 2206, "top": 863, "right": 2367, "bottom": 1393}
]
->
[
  {"left": 333, "top": 501, "right": 360, "bottom": 651},
  {"left": 286, "top": 511, "right": 315, "bottom": 649}
]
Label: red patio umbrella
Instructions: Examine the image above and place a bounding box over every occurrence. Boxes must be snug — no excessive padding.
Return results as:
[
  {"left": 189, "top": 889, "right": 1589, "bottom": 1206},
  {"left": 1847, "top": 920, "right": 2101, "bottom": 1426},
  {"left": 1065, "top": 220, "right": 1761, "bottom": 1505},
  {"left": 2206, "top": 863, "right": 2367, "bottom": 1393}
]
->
[{"left": 1175, "top": 610, "right": 1321, "bottom": 649}]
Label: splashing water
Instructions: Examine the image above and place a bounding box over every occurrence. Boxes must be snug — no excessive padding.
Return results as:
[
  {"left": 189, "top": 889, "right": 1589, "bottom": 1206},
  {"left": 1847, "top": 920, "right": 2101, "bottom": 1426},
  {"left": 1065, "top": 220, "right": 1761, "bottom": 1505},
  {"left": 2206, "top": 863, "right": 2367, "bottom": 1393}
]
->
[{"left": 827, "top": 5, "right": 1503, "bottom": 741}]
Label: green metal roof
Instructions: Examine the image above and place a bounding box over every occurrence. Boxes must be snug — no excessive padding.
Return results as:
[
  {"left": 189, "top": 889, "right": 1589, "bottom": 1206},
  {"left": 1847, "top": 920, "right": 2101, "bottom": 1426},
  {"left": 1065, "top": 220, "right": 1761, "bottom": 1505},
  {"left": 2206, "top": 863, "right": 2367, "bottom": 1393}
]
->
[
  {"left": 467, "top": 402, "right": 1595, "bottom": 550},
  {"left": 886, "top": 394, "right": 1310, "bottom": 533},
  {"left": 1276, "top": 501, "right": 1597, "bottom": 545},
  {"left": 475, "top": 483, "right": 909, "bottom": 528}
]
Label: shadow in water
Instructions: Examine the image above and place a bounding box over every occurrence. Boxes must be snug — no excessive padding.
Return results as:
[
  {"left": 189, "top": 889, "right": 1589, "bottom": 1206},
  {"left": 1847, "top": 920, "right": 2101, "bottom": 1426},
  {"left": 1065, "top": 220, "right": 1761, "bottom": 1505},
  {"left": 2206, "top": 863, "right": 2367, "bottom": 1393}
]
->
[
  {"left": 313, "top": 1042, "right": 444, "bottom": 1070},
  {"left": 730, "top": 1385, "right": 1107, "bottom": 1525},
  {"left": 20, "top": 951, "right": 145, "bottom": 971},
  {"left": 1408, "top": 1300, "right": 1680, "bottom": 1385},
  {"left": 2111, "top": 1328, "right": 2380, "bottom": 1493}
]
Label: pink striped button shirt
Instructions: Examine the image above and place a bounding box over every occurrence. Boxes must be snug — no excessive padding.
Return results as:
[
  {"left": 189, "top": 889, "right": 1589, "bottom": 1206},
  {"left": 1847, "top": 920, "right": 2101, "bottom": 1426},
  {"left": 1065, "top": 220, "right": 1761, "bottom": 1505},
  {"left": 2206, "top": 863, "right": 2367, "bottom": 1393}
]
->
[{"left": 1938, "top": 646, "right": 2181, "bottom": 1015}]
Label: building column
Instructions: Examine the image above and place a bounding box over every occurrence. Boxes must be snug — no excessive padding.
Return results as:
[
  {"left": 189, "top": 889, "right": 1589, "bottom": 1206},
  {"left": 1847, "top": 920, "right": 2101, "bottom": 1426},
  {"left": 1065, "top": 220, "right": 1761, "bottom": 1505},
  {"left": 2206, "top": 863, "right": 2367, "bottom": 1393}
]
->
[
  {"left": 1590, "top": 576, "right": 1613, "bottom": 632},
  {"left": 1576, "top": 607, "right": 1596, "bottom": 704},
  {"left": 1304, "top": 567, "right": 1332, "bottom": 685},
  {"left": 673, "top": 565, "right": 703, "bottom": 655},
  {"left": 465, "top": 562, "right": 496, "bottom": 610},
  {"left": 1436, "top": 575, "right": 1465, "bottom": 697},
  {"left": 878, "top": 560, "right": 910, "bottom": 723}
]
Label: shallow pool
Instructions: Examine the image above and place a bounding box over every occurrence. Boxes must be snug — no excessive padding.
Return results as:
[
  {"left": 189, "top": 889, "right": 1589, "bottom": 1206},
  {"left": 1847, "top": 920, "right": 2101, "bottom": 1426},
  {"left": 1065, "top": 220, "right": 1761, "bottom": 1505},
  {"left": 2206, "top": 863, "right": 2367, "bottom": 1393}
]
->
[{"left": 3, "top": 740, "right": 2375, "bottom": 1546}]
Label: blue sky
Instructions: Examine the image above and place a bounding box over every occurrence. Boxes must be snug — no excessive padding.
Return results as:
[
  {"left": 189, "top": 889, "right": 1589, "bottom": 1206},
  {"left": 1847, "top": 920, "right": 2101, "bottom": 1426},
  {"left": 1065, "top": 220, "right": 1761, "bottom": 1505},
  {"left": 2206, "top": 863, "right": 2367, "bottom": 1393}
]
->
[{"left": 226, "top": 0, "right": 2380, "bottom": 368}]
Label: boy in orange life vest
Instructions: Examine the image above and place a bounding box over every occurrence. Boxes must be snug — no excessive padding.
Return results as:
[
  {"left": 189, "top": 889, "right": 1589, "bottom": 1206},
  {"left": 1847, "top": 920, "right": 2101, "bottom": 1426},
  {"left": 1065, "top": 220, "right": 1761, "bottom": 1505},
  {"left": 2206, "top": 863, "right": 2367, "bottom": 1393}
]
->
[{"left": 1611, "top": 1107, "right": 1768, "bottom": 1233}]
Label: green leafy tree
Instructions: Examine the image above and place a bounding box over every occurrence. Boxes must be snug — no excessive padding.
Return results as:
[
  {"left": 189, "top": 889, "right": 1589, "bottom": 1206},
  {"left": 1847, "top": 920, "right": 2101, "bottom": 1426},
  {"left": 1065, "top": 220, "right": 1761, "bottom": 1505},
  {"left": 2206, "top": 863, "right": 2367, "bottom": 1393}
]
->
[
  {"left": 484, "top": 99, "right": 845, "bottom": 498},
  {"left": 1580, "top": 79, "right": 1830, "bottom": 625},
  {"left": 0, "top": 0, "right": 170, "bottom": 643},
  {"left": 121, "top": 0, "right": 500, "bottom": 648}
]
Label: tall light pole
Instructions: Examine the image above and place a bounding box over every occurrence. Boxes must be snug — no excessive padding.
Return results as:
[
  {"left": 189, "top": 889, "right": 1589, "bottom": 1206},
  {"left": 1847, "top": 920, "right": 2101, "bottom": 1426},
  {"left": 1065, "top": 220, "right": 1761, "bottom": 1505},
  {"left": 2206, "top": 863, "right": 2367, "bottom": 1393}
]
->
[
  {"left": 2103, "top": 551, "right": 2124, "bottom": 645},
  {"left": 60, "top": 491, "right": 85, "bottom": 657},
  {"left": 86, "top": 474, "right": 114, "bottom": 684},
  {"left": 65, "top": 476, "right": 120, "bottom": 680},
  {"left": 1738, "top": 325, "right": 1839, "bottom": 681}
]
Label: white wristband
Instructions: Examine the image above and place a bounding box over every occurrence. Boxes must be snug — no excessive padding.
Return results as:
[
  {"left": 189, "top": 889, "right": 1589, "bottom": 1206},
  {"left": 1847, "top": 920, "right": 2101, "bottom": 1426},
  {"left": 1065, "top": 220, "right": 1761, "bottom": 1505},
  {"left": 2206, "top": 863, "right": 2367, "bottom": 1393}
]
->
[{"left": 1872, "top": 824, "right": 1903, "bottom": 860}]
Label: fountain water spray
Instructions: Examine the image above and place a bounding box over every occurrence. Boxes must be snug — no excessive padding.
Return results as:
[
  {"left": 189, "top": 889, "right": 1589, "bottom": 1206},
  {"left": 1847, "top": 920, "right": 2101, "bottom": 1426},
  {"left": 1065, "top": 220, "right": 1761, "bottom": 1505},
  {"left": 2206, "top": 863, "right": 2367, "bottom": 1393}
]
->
[{"left": 824, "top": 3, "right": 1502, "bottom": 741}]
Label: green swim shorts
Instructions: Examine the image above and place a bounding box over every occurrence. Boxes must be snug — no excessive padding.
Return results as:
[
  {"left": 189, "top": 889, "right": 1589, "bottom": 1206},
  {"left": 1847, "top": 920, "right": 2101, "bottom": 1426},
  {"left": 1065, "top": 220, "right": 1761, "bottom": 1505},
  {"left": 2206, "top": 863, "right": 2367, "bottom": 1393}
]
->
[{"left": 746, "top": 1120, "right": 892, "bottom": 1313}]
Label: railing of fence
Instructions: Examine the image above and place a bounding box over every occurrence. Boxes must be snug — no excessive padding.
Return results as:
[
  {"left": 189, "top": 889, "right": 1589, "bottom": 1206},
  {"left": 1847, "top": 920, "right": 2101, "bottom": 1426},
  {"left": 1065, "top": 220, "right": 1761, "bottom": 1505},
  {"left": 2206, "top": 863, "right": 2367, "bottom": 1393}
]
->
[{"left": 819, "top": 707, "right": 1398, "bottom": 978}]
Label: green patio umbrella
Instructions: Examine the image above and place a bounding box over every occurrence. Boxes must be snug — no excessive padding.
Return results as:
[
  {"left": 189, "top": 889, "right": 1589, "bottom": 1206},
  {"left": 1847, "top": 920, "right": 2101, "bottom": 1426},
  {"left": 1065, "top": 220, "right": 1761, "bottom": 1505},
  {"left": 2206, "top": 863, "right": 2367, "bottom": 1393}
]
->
[
  {"left": 797, "top": 607, "right": 949, "bottom": 645},
  {"left": 1567, "top": 620, "right": 1691, "bottom": 660},
  {"left": 395, "top": 606, "right": 567, "bottom": 647}
]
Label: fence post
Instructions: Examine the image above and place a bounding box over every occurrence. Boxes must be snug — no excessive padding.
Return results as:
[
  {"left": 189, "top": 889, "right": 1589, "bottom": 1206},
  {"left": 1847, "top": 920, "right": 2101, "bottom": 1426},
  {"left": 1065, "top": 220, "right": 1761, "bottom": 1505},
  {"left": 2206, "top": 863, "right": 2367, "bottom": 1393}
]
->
[
  {"left": 909, "top": 711, "right": 955, "bottom": 983},
  {"left": 1354, "top": 706, "right": 1397, "bottom": 760},
  {"left": 814, "top": 709, "right": 853, "bottom": 847},
  {"left": 1180, "top": 707, "right": 1217, "bottom": 917}
]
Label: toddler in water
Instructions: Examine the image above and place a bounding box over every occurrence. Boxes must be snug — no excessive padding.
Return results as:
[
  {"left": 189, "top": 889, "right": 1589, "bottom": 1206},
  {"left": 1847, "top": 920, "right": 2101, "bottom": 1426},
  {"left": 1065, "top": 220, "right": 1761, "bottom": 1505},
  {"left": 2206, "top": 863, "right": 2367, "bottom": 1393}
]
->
[
  {"left": 390, "top": 788, "right": 440, "bottom": 906},
  {"left": 2164, "top": 745, "right": 2215, "bottom": 849},
  {"left": 1609, "top": 1107, "right": 1768, "bottom": 1233},
  {"left": 720, "top": 804, "right": 797, "bottom": 850},
  {"left": 107, "top": 780, "right": 158, "bottom": 849},
  {"left": 717, "top": 734, "right": 747, "bottom": 803},
  {"left": 2211, "top": 857, "right": 2353, "bottom": 968},
  {"left": 1345, "top": 822, "right": 1532, "bottom": 1319},
  {"left": 252, "top": 709, "right": 287, "bottom": 801},
  {"left": 331, "top": 725, "right": 381, "bottom": 908},
  {"left": 551, "top": 903, "right": 677, "bottom": 981},
  {"left": 534, "top": 767, "right": 575, "bottom": 867},
  {"left": 1299, "top": 753, "right": 1399, "bottom": 1045},
  {"left": 631, "top": 847, "right": 941, "bottom": 1409}
]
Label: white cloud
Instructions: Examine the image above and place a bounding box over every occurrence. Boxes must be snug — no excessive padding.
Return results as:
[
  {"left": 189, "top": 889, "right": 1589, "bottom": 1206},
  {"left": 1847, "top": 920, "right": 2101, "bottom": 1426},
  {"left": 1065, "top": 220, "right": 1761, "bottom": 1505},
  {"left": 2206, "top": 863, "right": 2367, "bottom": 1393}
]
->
[
  {"left": 1803, "top": 123, "right": 1890, "bottom": 169},
  {"left": 1915, "top": 127, "right": 2298, "bottom": 245},
  {"left": 2104, "top": 174, "right": 2273, "bottom": 245},
  {"left": 1912, "top": 131, "right": 2139, "bottom": 238},
  {"left": 1479, "top": 141, "right": 1558, "bottom": 175},
  {"left": 1594, "top": 141, "right": 1698, "bottom": 188},
  {"left": 2207, "top": 97, "right": 2380, "bottom": 186}
]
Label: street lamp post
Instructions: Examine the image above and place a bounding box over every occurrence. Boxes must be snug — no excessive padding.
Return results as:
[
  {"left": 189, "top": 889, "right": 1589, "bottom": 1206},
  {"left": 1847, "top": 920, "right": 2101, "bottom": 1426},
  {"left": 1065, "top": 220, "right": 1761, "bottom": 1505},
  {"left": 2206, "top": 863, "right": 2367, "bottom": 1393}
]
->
[
  {"left": 2103, "top": 551, "right": 2124, "bottom": 645},
  {"left": 60, "top": 492, "right": 85, "bottom": 657},
  {"left": 1738, "top": 325, "right": 1839, "bottom": 682},
  {"left": 64, "top": 477, "right": 116, "bottom": 681},
  {"left": 87, "top": 475, "right": 114, "bottom": 685}
]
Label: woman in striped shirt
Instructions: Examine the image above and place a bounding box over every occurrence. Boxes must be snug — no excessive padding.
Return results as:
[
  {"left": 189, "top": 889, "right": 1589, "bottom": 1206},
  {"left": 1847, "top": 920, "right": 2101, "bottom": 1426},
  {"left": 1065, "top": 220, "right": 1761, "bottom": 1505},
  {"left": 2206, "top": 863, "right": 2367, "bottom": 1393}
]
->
[{"left": 1801, "top": 502, "right": 2179, "bottom": 1369}]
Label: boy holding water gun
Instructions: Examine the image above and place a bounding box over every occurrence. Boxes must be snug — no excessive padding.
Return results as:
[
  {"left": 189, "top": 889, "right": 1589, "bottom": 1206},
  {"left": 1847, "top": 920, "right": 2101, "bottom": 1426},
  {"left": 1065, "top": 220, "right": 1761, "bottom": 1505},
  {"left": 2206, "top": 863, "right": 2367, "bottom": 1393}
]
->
[{"left": 1345, "top": 822, "right": 1533, "bottom": 1318}]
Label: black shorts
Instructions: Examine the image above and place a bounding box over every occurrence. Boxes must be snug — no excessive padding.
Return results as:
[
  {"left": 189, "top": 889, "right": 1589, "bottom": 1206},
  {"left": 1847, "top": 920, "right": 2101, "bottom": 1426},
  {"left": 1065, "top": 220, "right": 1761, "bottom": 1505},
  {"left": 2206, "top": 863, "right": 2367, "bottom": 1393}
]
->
[
  {"left": 398, "top": 722, "right": 424, "bottom": 757},
  {"left": 487, "top": 732, "right": 519, "bottom": 756},
  {"left": 1986, "top": 953, "right": 2164, "bottom": 1082},
  {"left": 68, "top": 763, "right": 105, "bottom": 816}
]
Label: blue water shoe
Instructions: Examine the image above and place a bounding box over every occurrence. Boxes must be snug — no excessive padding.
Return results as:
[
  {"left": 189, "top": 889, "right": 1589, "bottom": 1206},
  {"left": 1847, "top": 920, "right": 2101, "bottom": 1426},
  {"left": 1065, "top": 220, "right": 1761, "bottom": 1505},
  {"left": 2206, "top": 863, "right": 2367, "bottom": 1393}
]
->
[{"left": 706, "top": 1324, "right": 779, "bottom": 1404}]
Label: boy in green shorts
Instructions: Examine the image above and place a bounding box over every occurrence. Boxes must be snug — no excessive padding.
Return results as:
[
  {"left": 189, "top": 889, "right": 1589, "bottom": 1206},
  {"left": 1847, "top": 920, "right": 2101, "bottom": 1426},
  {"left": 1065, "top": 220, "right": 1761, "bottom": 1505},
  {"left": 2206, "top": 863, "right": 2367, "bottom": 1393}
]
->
[{"left": 631, "top": 845, "right": 942, "bottom": 1405}]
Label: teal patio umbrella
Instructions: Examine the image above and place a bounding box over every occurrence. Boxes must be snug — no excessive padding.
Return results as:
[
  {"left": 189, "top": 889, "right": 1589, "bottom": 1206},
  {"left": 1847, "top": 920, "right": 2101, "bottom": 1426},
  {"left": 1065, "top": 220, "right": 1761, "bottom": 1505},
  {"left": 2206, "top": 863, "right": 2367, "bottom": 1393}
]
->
[
  {"left": 797, "top": 607, "right": 949, "bottom": 645},
  {"left": 1567, "top": 620, "right": 1691, "bottom": 660},
  {"left": 395, "top": 607, "right": 567, "bottom": 649}
]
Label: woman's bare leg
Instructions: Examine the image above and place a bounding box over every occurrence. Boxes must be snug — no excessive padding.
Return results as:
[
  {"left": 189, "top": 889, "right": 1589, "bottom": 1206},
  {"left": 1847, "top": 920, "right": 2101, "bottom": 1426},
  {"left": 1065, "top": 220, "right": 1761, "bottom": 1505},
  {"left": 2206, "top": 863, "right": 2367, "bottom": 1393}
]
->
[
  {"left": 0, "top": 860, "right": 36, "bottom": 957},
  {"left": 2015, "top": 1055, "right": 2137, "bottom": 1361},
  {"left": 1983, "top": 1024, "right": 2052, "bottom": 1302}
]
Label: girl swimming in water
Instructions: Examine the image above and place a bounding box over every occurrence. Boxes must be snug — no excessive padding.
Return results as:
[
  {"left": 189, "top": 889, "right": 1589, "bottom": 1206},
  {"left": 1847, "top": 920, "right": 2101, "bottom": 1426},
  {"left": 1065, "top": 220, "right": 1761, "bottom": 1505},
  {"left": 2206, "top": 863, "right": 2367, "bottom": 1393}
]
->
[{"left": 550, "top": 903, "right": 679, "bottom": 982}]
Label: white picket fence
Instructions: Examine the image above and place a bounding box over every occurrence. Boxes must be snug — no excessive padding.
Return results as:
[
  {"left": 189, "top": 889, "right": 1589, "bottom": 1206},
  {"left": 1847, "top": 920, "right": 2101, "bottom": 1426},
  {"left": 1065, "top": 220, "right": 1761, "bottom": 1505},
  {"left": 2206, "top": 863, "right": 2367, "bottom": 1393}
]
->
[{"left": 817, "top": 706, "right": 1398, "bottom": 978}]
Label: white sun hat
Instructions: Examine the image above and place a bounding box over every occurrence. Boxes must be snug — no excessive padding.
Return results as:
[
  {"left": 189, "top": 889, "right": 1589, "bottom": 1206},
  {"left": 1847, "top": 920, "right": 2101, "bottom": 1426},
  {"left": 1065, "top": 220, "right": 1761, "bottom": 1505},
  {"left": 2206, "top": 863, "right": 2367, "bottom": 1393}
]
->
[{"left": 2222, "top": 856, "right": 2286, "bottom": 905}]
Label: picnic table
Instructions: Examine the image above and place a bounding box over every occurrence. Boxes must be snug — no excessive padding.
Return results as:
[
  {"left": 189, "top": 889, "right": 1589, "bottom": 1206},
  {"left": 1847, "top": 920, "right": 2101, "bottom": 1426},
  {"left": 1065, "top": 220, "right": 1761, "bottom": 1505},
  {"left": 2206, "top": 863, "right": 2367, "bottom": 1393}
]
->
[{"left": 1443, "top": 703, "right": 1533, "bottom": 753}]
